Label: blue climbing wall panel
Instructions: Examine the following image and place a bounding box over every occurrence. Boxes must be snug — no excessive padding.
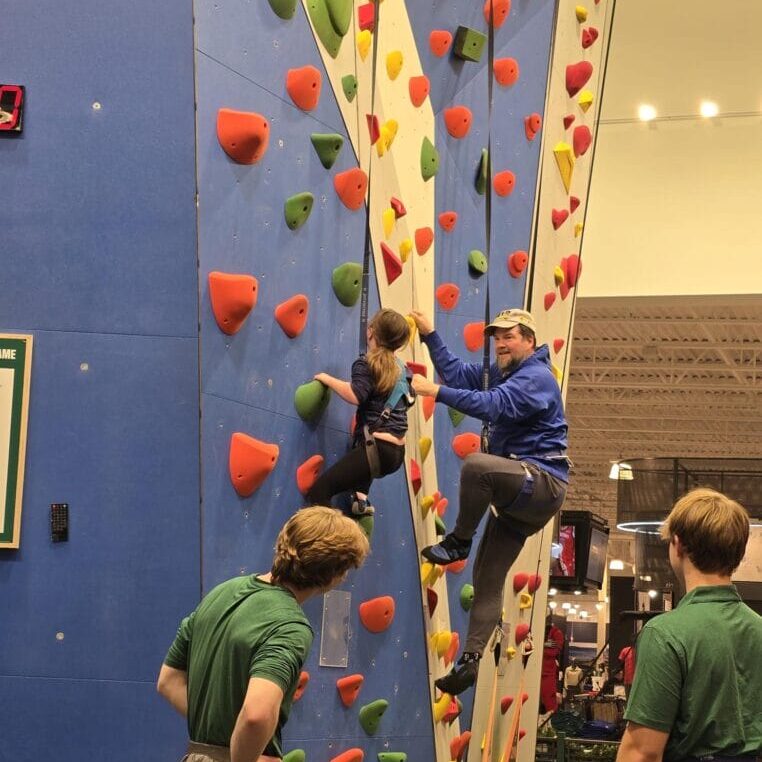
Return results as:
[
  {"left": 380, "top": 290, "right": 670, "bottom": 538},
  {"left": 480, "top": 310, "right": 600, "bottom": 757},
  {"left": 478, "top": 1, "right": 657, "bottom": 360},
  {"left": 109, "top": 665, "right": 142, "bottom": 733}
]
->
[{"left": 1, "top": 0, "right": 199, "bottom": 759}]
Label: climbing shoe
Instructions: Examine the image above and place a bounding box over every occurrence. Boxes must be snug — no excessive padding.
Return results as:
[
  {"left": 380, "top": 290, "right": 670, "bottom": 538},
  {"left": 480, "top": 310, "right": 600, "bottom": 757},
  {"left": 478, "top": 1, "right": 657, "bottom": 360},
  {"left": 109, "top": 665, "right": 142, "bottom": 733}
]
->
[
  {"left": 435, "top": 652, "right": 480, "bottom": 695},
  {"left": 421, "top": 532, "right": 471, "bottom": 565}
]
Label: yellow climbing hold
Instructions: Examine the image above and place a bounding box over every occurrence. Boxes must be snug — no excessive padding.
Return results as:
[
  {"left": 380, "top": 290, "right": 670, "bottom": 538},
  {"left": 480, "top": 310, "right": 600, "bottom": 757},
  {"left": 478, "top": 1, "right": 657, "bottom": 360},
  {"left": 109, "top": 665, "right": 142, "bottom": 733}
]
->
[
  {"left": 399, "top": 238, "right": 413, "bottom": 263},
  {"left": 554, "top": 266, "right": 565, "bottom": 286},
  {"left": 553, "top": 142, "right": 575, "bottom": 193},
  {"left": 575, "top": 5, "right": 588, "bottom": 21},
  {"left": 420, "top": 495, "right": 435, "bottom": 518},
  {"left": 384, "top": 119, "right": 398, "bottom": 147},
  {"left": 574, "top": 222, "right": 584, "bottom": 238},
  {"left": 421, "top": 561, "right": 444, "bottom": 586},
  {"left": 435, "top": 631, "right": 452, "bottom": 658},
  {"left": 376, "top": 120, "right": 397, "bottom": 157},
  {"left": 552, "top": 364, "right": 563, "bottom": 383},
  {"left": 405, "top": 315, "right": 417, "bottom": 347},
  {"left": 419, "top": 436, "right": 432, "bottom": 462},
  {"left": 357, "top": 29, "right": 372, "bottom": 60},
  {"left": 578, "top": 89, "right": 594, "bottom": 112},
  {"left": 505, "top": 646, "right": 517, "bottom": 660},
  {"left": 386, "top": 50, "right": 403, "bottom": 80},
  {"left": 433, "top": 692, "right": 452, "bottom": 722},
  {"left": 382, "top": 207, "right": 396, "bottom": 239},
  {"left": 519, "top": 592, "right": 533, "bottom": 610}
]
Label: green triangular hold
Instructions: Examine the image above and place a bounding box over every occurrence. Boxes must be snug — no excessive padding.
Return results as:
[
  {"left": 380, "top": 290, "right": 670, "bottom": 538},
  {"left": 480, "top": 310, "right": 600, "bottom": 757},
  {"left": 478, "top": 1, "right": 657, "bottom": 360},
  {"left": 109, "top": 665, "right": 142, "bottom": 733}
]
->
[
  {"left": 420, "top": 137, "right": 440, "bottom": 181},
  {"left": 448, "top": 407, "right": 466, "bottom": 427},
  {"left": 357, "top": 514, "right": 374, "bottom": 541},
  {"left": 326, "top": 0, "right": 352, "bottom": 36},
  {"left": 331, "top": 262, "right": 363, "bottom": 307},
  {"left": 468, "top": 249, "right": 488, "bottom": 274},
  {"left": 434, "top": 515, "right": 447, "bottom": 536},
  {"left": 267, "top": 0, "right": 297, "bottom": 19},
  {"left": 294, "top": 380, "right": 331, "bottom": 423},
  {"left": 460, "top": 583, "right": 474, "bottom": 611},
  {"left": 283, "top": 751, "right": 306, "bottom": 762},
  {"left": 378, "top": 754, "right": 407, "bottom": 762},
  {"left": 284, "top": 192, "right": 314, "bottom": 230},
  {"left": 305, "top": 0, "right": 343, "bottom": 58},
  {"left": 476, "top": 148, "right": 489, "bottom": 195},
  {"left": 310, "top": 133, "right": 344, "bottom": 169},
  {"left": 341, "top": 74, "right": 357, "bottom": 102},
  {"left": 359, "top": 699, "right": 389, "bottom": 736}
]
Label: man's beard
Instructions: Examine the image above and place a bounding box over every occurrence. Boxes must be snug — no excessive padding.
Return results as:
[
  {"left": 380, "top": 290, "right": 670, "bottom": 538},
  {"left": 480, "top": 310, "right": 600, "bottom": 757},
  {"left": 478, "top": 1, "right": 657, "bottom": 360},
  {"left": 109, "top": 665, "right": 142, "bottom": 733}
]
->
[{"left": 497, "top": 353, "right": 521, "bottom": 374}]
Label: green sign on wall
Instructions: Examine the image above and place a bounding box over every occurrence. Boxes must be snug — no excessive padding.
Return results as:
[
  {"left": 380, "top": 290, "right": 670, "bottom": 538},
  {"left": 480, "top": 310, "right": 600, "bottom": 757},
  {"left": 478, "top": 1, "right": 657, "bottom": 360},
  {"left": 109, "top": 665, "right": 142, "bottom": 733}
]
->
[{"left": 1, "top": 334, "right": 33, "bottom": 549}]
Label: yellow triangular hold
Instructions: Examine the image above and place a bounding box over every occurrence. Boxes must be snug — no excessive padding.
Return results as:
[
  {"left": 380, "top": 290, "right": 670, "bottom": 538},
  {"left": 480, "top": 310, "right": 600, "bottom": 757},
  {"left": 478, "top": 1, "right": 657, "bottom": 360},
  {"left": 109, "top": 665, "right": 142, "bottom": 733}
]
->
[
  {"left": 505, "top": 646, "right": 517, "bottom": 660},
  {"left": 574, "top": 222, "right": 584, "bottom": 238},
  {"left": 578, "top": 89, "right": 594, "bottom": 112},
  {"left": 357, "top": 29, "right": 372, "bottom": 61},
  {"left": 433, "top": 630, "right": 452, "bottom": 658},
  {"left": 384, "top": 119, "right": 399, "bottom": 148},
  {"left": 433, "top": 692, "right": 452, "bottom": 722},
  {"left": 519, "top": 592, "right": 533, "bottom": 610},
  {"left": 386, "top": 50, "right": 403, "bottom": 80},
  {"left": 420, "top": 494, "right": 435, "bottom": 517},
  {"left": 419, "top": 436, "right": 432, "bottom": 462},
  {"left": 421, "top": 561, "right": 443, "bottom": 586},
  {"left": 575, "top": 4, "right": 588, "bottom": 21},
  {"left": 553, "top": 142, "right": 575, "bottom": 193},
  {"left": 382, "top": 207, "right": 396, "bottom": 239},
  {"left": 554, "top": 265, "right": 565, "bottom": 286},
  {"left": 405, "top": 315, "right": 418, "bottom": 347},
  {"left": 552, "top": 363, "right": 563, "bottom": 384},
  {"left": 399, "top": 238, "right": 413, "bottom": 263}
]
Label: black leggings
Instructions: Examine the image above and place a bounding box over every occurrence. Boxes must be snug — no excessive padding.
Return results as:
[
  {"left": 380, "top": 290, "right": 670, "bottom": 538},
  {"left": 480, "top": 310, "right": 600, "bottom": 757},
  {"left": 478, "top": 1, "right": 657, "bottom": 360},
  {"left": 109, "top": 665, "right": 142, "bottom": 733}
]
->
[{"left": 306, "top": 438, "right": 405, "bottom": 506}]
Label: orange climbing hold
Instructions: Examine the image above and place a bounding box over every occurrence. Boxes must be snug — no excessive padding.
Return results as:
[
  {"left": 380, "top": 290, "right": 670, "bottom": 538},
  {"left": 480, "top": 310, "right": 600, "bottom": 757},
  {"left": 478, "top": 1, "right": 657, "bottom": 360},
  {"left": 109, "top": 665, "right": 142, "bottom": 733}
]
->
[
  {"left": 452, "top": 432, "right": 480, "bottom": 459},
  {"left": 296, "top": 454, "right": 324, "bottom": 495},
  {"left": 493, "top": 170, "right": 516, "bottom": 197},
  {"left": 415, "top": 227, "right": 434, "bottom": 255},
  {"left": 436, "top": 497, "right": 449, "bottom": 517},
  {"left": 436, "top": 283, "right": 460, "bottom": 311},
  {"left": 484, "top": 0, "right": 511, "bottom": 28},
  {"left": 494, "top": 57, "right": 519, "bottom": 86},
  {"left": 208, "top": 272, "right": 258, "bottom": 335},
  {"left": 544, "top": 291, "right": 556, "bottom": 311},
  {"left": 524, "top": 113, "right": 542, "bottom": 141},
  {"left": 553, "top": 338, "right": 565, "bottom": 354},
  {"left": 286, "top": 65, "right": 322, "bottom": 111},
  {"left": 463, "top": 322, "right": 485, "bottom": 352},
  {"left": 438, "top": 211, "right": 458, "bottom": 232},
  {"left": 330, "top": 749, "right": 364, "bottom": 762},
  {"left": 422, "top": 396, "right": 436, "bottom": 422},
  {"left": 216, "top": 109, "right": 270, "bottom": 165},
  {"left": 229, "top": 433, "right": 279, "bottom": 497},
  {"left": 410, "top": 459, "right": 422, "bottom": 495},
  {"left": 450, "top": 731, "right": 472, "bottom": 762},
  {"left": 380, "top": 242, "right": 403, "bottom": 285},
  {"left": 293, "top": 670, "right": 309, "bottom": 701},
  {"left": 445, "top": 631, "right": 460, "bottom": 666},
  {"left": 446, "top": 558, "right": 466, "bottom": 574},
  {"left": 429, "top": 30, "right": 453, "bottom": 57},
  {"left": 359, "top": 595, "right": 396, "bottom": 633},
  {"left": 552, "top": 209, "right": 569, "bottom": 230},
  {"left": 444, "top": 105, "right": 473, "bottom": 139},
  {"left": 274, "top": 294, "right": 309, "bottom": 338},
  {"left": 507, "top": 250, "right": 528, "bottom": 278},
  {"left": 528, "top": 573, "right": 542, "bottom": 593},
  {"left": 334, "top": 167, "right": 368, "bottom": 211},
  {"left": 515, "top": 623, "right": 530, "bottom": 644},
  {"left": 336, "top": 674, "right": 364, "bottom": 708},
  {"left": 427, "top": 587, "right": 439, "bottom": 616},
  {"left": 409, "top": 75, "right": 431, "bottom": 107}
]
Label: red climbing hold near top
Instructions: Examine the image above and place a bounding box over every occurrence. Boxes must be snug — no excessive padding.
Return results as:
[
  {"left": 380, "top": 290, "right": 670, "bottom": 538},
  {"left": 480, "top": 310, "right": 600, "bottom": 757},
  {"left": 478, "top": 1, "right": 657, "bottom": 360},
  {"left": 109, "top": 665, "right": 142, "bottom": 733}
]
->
[
  {"left": 544, "top": 291, "right": 557, "bottom": 311},
  {"left": 566, "top": 61, "right": 593, "bottom": 97},
  {"left": 563, "top": 114, "right": 576, "bottom": 130},
  {"left": 334, "top": 167, "right": 368, "bottom": 210},
  {"left": 552, "top": 209, "right": 569, "bottom": 230},
  {"left": 336, "top": 674, "right": 364, "bottom": 708},
  {"left": 208, "top": 272, "right": 258, "bottom": 335},
  {"left": 359, "top": 595, "right": 396, "bottom": 633},
  {"left": 527, "top": 573, "right": 542, "bottom": 593},
  {"left": 390, "top": 196, "right": 407, "bottom": 218},
  {"left": 513, "top": 572, "right": 529, "bottom": 592},
  {"left": 296, "top": 454, "right": 324, "bottom": 495},
  {"left": 515, "top": 622, "right": 530, "bottom": 644},
  {"left": 444, "top": 105, "right": 473, "bottom": 139},
  {"left": 570, "top": 196, "right": 580, "bottom": 213},
  {"left": 566, "top": 254, "right": 581, "bottom": 287},
  {"left": 358, "top": 2, "right": 375, "bottom": 31},
  {"left": 409, "top": 75, "right": 431, "bottom": 107},
  {"left": 493, "top": 170, "right": 516, "bottom": 197},
  {"left": 463, "top": 322, "right": 485, "bottom": 352},
  {"left": 415, "top": 227, "right": 434, "bottom": 255},
  {"left": 484, "top": 0, "right": 511, "bottom": 28},
  {"left": 436, "top": 283, "right": 460, "bottom": 311},
  {"left": 438, "top": 211, "right": 458, "bottom": 232},
  {"left": 573, "top": 125, "right": 592, "bottom": 157},
  {"left": 229, "top": 432, "right": 279, "bottom": 497},
  {"left": 581, "top": 26, "right": 599, "bottom": 49},
  {"left": 380, "top": 242, "right": 403, "bottom": 285},
  {"left": 507, "top": 250, "right": 528, "bottom": 278},
  {"left": 452, "top": 432, "right": 480, "bottom": 459},
  {"left": 494, "top": 57, "right": 519, "bottom": 86},
  {"left": 274, "top": 293, "right": 309, "bottom": 338},
  {"left": 216, "top": 108, "right": 270, "bottom": 165},
  {"left": 410, "top": 459, "right": 422, "bottom": 494},
  {"left": 553, "top": 338, "right": 565, "bottom": 354},
  {"left": 429, "top": 30, "right": 453, "bottom": 57},
  {"left": 286, "top": 65, "right": 322, "bottom": 111}
]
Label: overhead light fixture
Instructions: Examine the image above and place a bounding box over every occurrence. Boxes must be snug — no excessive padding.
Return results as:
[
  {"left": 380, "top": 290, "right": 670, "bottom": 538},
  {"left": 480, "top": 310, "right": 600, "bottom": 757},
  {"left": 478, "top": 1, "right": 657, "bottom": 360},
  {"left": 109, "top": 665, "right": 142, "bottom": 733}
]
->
[
  {"left": 549, "top": 601, "right": 558, "bottom": 609},
  {"left": 549, "top": 588, "right": 557, "bottom": 596},
  {"left": 617, "top": 520, "right": 663, "bottom": 534},
  {"left": 648, "top": 589, "right": 658, "bottom": 599},
  {"left": 700, "top": 100, "right": 719, "bottom": 118},
  {"left": 609, "top": 559, "right": 625, "bottom": 571},
  {"left": 579, "top": 610, "right": 589, "bottom": 618},
  {"left": 595, "top": 602, "right": 604, "bottom": 611},
  {"left": 562, "top": 602, "right": 571, "bottom": 610},
  {"left": 574, "top": 589, "right": 581, "bottom": 596},
  {"left": 608, "top": 461, "right": 633, "bottom": 480},
  {"left": 638, "top": 104, "right": 657, "bottom": 121}
]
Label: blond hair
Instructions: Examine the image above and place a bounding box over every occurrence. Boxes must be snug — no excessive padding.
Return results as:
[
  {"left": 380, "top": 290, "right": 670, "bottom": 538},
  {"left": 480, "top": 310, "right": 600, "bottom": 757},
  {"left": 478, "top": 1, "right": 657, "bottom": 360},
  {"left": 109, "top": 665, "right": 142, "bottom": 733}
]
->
[
  {"left": 366, "top": 309, "right": 410, "bottom": 396},
  {"left": 271, "top": 506, "right": 370, "bottom": 590},
  {"left": 660, "top": 488, "right": 749, "bottom": 576}
]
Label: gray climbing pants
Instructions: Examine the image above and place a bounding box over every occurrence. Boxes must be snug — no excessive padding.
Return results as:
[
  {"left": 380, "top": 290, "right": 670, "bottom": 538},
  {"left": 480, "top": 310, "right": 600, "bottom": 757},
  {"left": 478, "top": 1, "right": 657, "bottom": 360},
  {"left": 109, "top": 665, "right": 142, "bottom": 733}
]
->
[{"left": 454, "top": 453, "right": 567, "bottom": 654}]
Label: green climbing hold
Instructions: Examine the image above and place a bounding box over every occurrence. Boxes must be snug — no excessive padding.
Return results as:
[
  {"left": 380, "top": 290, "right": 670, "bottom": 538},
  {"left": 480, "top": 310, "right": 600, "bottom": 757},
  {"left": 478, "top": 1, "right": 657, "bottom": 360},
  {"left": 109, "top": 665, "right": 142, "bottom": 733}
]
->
[
  {"left": 310, "top": 133, "right": 344, "bottom": 169},
  {"left": 460, "top": 583, "right": 475, "bottom": 611},
  {"left": 306, "top": 0, "right": 343, "bottom": 58},
  {"left": 283, "top": 751, "right": 306, "bottom": 762},
  {"left": 326, "top": 0, "right": 352, "bottom": 36},
  {"left": 294, "top": 380, "right": 331, "bottom": 423},
  {"left": 448, "top": 407, "right": 466, "bottom": 427},
  {"left": 421, "top": 137, "right": 440, "bottom": 181},
  {"left": 378, "top": 754, "right": 407, "bottom": 762},
  {"left": 267, "top": 0, "right": 297, "bottom": 19},
  {"left": 434, "top": 515, "right": 447, "bottom": 536},
  {"left": 359, "top": 699, "right": 389, "bottom": 736},
  {"left": 476, "top": 148, "right": 489, "bottom": 195},
  {"left": 454, "top": 26, "right": 487, "bottom": 62},
  {"left": 284, "top": 192, "right": 314, "bottom": 230},
  {"left": 331, "top": 262, "right": 363, "bottom": 307},
  {"left": 468, "top": 249, "right": 488, "bottom": 274},
  {"left": 341, "top": 74, "right": 358, "bottom": 102},
  {"left": 358, "top": 514, "right": 374, "bottom": 541}
]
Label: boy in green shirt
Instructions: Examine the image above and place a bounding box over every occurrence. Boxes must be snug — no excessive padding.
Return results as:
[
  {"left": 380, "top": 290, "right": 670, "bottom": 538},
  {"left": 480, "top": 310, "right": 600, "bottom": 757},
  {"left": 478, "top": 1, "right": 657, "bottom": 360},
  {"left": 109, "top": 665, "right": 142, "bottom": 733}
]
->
[
  {"left": 157, "top": 507, "right": 369, "bottom": 762},
  {"left": 617, "top": 489, "right": 762, "bottom": 762}
]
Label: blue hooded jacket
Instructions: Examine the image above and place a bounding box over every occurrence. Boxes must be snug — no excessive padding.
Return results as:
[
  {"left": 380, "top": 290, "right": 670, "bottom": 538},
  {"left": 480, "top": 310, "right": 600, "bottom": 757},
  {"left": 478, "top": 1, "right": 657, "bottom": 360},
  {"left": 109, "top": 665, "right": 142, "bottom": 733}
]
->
[{"left": 423, "top": 331, "right": 569, "bottom": 483}]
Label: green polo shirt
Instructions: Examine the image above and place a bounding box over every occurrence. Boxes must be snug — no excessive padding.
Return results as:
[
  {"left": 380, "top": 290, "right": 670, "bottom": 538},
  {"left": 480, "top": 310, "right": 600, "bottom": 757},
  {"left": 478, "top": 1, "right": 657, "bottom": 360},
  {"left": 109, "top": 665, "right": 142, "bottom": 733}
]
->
[
  {"left": 164, "top": 575, "right": 313, "bottom": 759},
  {"left": 624, "top": 585, "right": 762, "bottom": 760}
]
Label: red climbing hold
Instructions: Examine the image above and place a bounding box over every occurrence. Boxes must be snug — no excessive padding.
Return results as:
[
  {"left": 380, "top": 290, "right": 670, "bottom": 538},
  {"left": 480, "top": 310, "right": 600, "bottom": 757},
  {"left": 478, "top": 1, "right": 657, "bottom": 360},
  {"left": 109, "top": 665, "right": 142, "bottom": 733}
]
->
[
  {"left": 436, "top": 497, "right": 449, "bottom": 517},
  {"left": 507, "top": 250, "right": 528, "bottom": 278},
  {"left": 438, "top": 211, "right": 458, "bottom": 232},
  {"left": 293, "top": 670, "right": 309, "bottom": 701},
  {"left": 410, "top": 459, "right": 422, "bottom": 495},
  {"left": 427, "top": 587, "right": 439, "bottom": 616},
  {"left": 563, "top": 114, "right": 576, "bottom": 130},
  {"left": 229, "top": 433, "right": 279, "bottom": 497},
  {"left": 493, "top": 170, "right": 516, "bottom": 197},
  {"left": 274, "top": 293, "right": 309, "bottom": 338},
  {"left": 296, "top": 454, "right": 324, "bottom": 495},
  {"left": 581, "top": 26, "right": 599, "bottom": 49},
  {"left": 445, "top": 631, "right": 460, "bottom": 666},
  {"left": 452, "top": 432, "right": 480, "bottom": 459},
  {"left": 519, "top": 729, "right": 527, "bottom": 740},
  {"left": 359, "top": 595, "right": 396, "bottom": 633},
  {"left": 513, "top": 572, "right": 529, "bottom": 592},
  {"left": 515, "top": 622, "right": 530, "bottom": 644},
  {"left": 544, "top": 291, "right": 556, "bottom": 311},
  {"left": 406, "top": 361, "right": 427, "bottom": 378},
  {"left": 552, "top": 209, "right": 569, "bottom": 230},
  {"left": 436, "top": 283, "right": 461, "bottom": 311},
  {"left": 366, "top": 114, "right": 380, "bottom": 145},
  {"left": 358, "top": 2, "right": 375, "bottom": 31},
  {"left": 422, "top": 396, "right": 436, "bottom": 422},
  {"left": 409, "top": 75, "right": 431, "bottom": 107},
  {"left": 463, "top": 322, "right": 485, "bottom": 352},
  {"left": 494, "top": 57, "right": 520, "bottom": 87},
  {"left": 570, "top": 196, "right": 580, "bottom": 213},
  {"left": 553, "top": 338, "right": 565, "bottom": 354},
  {"left": 334, "top": 167, "right": 368, "bottom": 211},
  {"left": 501, "top": 695, "right": 514, "bottom": 714},
  {"left": 484, "top": 0, "right": 511, "bottom": 28},
  {"left": 566, "top": 254, "right": 581, "bottom": 287},
  {"left": 330, "top": 750, "right": 364, "bottom": 762},
  {"left": 444, "top": 105, "right": 473, "bottom": 139},
  {"left": 442, "top": 697, "right": 461, "bottom": 724},
  {"left": 446, "top": 558, "right": 467, "bottom": 574},
  {"left": 415, "top": 227, "right": 434, "bottom": 255},
  {"left": 566, "top": 61, "right": 593, "bottom": 97},
  {"left": 380, "top": 242, "right": 403, "bottom": 285},
  {"left": 216, "top": 109, "right": 270, "bottom": 165},
  {"left": 559, "top": 280, "right": 570, "bottom": 301},
  {"left": 524, "top": 113, "right": 542, "bottom": 141},
  {"left": 429, "top": 30, "right": 453, "bottom": 57},
  {"left": 286, "top": 65, "right": 322, "bottom": 111},
  {"left": 336, "top": 674, "right": 364, "bottom": 708},
  {"left": 527, "top": 573, "right": 542, "bottom": 593},
  {"left": 208, "top": 272, "right": 258, "bottom": 335},
  {"left": 573, "top": 125, "right": 592, "bottom": 157},
  {"left": 390, "top": 196, "right": 407, "bottom": 218},
  {"left": 450, "top": 731, "right": 472, "bottom": 762}
]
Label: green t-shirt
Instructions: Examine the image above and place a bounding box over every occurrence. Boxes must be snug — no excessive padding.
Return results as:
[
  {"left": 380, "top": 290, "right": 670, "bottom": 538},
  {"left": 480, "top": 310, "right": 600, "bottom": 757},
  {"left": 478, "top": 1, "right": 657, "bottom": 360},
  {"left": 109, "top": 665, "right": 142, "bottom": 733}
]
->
[
  {"left": 624, "top": 585, "right": 762, "bottom": 760},
  {"left": 164, "top": 575, "right": 313, "bottom": 758}
]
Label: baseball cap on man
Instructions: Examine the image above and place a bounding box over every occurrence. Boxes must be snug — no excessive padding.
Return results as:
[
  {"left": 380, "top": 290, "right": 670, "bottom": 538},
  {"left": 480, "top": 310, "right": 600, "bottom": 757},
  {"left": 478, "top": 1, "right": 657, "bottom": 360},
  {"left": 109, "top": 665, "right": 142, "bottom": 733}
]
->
[{"left": 484, "top": 308, "right": 537, "bottom": 336}]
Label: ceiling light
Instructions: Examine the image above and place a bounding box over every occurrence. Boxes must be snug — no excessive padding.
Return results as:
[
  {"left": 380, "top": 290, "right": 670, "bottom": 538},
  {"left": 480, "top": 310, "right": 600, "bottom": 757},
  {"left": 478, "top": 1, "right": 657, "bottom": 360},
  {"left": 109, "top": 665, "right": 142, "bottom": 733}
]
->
[
  {"left": 562, "top": 602, "right": 571, "bottom": 610},
  {"left": 579, "top": 610, "right": 589, "bottom": 618},
  {"left": 700, "top": 100, "right": 719, "bottom": 118},
  {"left": 648, "top": 589, "right": 658, "bottom": 599},
  {"left": 574, "top": 589, "right": 581, "bottom": 595},
  {"left": 638, "top": 104, "right": 656, "bottom": 121},
  {"left": 549, "top": 588, "right": 557, "bottom": 596},
  {"left": 609, "top": 559, "right": 625, "bottom": 571},
  {"left": 608, "top": 462, "right": 633, "bottom": 480},
  {"left": 549, "top": 601, "right": 557, "bottom": 609},
  {"left": 595, "top": 602, "right": 604, "bottom": 611}
]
